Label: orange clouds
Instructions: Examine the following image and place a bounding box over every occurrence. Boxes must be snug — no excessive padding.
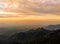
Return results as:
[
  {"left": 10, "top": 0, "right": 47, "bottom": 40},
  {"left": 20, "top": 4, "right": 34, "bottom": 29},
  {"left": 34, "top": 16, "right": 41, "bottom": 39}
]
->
[{"left": 0, "top": 0, "right": 60, "bottom": 23}]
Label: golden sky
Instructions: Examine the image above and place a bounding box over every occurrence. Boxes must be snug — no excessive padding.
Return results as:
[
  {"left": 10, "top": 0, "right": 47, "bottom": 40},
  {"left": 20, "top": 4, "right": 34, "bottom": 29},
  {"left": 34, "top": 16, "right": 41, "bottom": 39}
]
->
[{"left": 0, "top": 0, "right": 60, "bottom": 22}]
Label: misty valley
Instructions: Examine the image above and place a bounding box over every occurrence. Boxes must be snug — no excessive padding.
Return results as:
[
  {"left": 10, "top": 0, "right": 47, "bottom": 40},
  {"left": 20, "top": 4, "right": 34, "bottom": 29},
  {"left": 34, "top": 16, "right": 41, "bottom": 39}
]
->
[
  {"left": 0, "top": 0, "right": 60, "bottom": 44},
  {"left": 0, "top": 24, "right": 60, "bottom": 44}
]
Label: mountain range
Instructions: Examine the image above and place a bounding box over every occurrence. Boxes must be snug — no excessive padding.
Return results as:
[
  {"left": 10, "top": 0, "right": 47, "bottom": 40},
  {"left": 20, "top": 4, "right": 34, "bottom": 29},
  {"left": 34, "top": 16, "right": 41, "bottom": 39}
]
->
[
  {"left": 45, "top": 24, "right": 60, "bottom": 30},
  {"left": 0, "top": 28, "right": 60, "bottom": 44}
]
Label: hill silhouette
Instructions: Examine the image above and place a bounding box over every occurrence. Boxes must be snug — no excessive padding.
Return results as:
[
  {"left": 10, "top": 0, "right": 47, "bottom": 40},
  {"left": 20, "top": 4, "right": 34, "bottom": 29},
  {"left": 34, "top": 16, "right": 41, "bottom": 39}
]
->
[
  {"left": 1, "top": 28, "right": 60, "bottom": 44},
  {"left": 45, "top": 24, "right": 60, "bottom": 30}
]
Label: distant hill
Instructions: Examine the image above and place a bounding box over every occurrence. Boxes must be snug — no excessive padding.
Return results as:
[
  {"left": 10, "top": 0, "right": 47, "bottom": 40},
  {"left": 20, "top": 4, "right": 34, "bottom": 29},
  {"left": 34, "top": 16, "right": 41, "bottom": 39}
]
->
[
  {"left": 2, "top": 28, "right": 60, "bottom": 44},
  {"left": 45, "top": 24, "right": 60, "bottom": 30}
]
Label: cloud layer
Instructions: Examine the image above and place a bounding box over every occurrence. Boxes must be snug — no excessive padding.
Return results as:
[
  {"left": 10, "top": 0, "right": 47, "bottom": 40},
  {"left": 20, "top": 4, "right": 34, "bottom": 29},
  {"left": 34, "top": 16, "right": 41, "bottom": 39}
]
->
[{"left": 0, "top": 0, "right": 60, "bottom": 17}]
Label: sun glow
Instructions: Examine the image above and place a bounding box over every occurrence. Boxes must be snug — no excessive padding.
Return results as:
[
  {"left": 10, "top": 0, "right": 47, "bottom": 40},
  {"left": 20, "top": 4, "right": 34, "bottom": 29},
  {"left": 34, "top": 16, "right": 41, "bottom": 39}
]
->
[
  {"left": 0, "top": 0, "right": 59, "bottom": 23},
  {"left": 0, "top": 11, "right": 19, "bottom": 14}
]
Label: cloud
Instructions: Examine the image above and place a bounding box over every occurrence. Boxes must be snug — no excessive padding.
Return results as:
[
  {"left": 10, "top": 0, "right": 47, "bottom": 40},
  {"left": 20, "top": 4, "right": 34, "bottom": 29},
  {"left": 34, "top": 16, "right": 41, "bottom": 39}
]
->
[
  {"left": 25, "top": 1, "right": 60, "bottom": 15},
  {"left": 0, "top": 0, "right": 60, "bottom": 18}
]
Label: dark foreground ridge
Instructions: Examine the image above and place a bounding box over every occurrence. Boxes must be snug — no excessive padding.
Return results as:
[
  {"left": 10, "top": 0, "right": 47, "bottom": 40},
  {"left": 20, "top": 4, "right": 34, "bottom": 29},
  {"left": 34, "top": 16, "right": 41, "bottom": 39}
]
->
[{"left": 0, "top": 28, "right": 60, "bottom": 44}]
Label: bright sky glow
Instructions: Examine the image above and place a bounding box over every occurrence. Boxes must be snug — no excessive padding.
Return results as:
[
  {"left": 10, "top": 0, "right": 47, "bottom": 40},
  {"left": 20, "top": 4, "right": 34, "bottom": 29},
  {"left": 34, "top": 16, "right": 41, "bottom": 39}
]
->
[
  {"left": 0, "top": 0, "right": 60, "bottom": 22},
  {"left": 0, "top": 11, "right": 19, "bottom": 14}
]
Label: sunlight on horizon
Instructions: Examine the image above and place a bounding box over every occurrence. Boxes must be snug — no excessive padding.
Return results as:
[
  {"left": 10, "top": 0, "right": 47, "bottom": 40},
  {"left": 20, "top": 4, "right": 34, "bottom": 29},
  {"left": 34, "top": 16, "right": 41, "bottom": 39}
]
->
[{"left": 0, "top": 0, "right": 59, "bottom": 23}]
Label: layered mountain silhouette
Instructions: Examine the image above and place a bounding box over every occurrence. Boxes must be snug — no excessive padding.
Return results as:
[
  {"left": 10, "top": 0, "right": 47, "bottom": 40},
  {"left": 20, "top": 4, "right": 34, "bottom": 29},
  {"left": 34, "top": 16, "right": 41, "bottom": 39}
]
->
[
  {"left": 0, "top": 27, "right": 60, "bottom": 44},
  {"left": 45, "top": 24, "right": 60, "bottom": 30}
]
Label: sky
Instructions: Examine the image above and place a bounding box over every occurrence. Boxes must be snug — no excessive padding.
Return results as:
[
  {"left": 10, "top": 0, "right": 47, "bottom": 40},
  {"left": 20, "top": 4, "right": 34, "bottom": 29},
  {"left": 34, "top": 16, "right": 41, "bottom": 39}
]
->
[{"left": 0, "top": 0, "right": 60, "bottom": 25}]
